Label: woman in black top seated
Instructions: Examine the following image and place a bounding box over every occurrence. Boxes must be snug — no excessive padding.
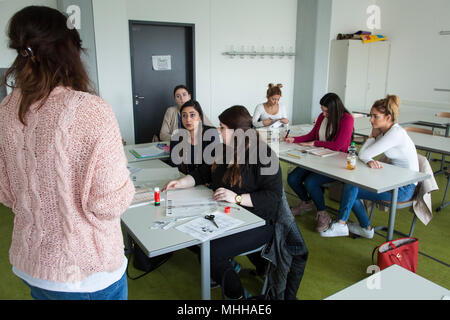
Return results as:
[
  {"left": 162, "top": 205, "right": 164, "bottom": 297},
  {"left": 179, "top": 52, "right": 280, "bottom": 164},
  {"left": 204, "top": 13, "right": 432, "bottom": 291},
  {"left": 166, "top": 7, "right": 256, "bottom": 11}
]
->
[
  {"left": 169, "top": 100, "right": 219, "bottom": 175},
  {"left": 164, "top": 105, "right": 282, "bottom": 299}
]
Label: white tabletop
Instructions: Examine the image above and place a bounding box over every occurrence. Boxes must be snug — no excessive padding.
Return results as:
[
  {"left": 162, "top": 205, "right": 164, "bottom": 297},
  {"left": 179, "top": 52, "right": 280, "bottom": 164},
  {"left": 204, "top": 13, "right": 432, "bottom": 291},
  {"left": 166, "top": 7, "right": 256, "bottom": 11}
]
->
[
  {"left": 352, "top": 107, "right": 450, "bottom": 128},
  {"left": 326, "top": 264, "right": 450, "bottom": 300},
  {"left": 355, "top": 128, "right": 450, "bottom": 156},
  {"left": 121, "top": 158, "right": 266, "bottom": 299},
  {"left": 278, "top": 143, "right": 429, "bottom": 193},
  {"left": 121, "top": 191, "right": 265, "bottom": 257}
]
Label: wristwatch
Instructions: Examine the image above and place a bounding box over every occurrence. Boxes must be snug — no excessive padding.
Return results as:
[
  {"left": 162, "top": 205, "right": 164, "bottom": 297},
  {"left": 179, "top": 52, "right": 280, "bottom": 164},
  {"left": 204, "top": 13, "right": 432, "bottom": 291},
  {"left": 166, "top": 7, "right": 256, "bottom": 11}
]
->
[{"left": 235, "top": 194, "right": 242, "bottom": 205}]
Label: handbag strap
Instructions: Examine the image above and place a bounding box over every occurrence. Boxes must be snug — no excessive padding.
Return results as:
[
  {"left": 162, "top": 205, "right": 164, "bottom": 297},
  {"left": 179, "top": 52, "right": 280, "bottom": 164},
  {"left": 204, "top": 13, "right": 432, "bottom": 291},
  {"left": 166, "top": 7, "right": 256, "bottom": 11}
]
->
[
  {"left": 372, "top": 239, "right": 397, "bottom": 265},
  {"left": 371, "top": 246, "right": 379, "bottom": 265}
]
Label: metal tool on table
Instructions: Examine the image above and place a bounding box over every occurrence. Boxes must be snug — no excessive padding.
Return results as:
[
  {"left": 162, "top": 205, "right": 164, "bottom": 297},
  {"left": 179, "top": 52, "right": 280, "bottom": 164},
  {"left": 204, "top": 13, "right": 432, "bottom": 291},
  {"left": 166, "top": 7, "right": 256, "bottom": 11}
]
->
[{"left": 205, "top": 214, "right": 219, "bottom": 228}]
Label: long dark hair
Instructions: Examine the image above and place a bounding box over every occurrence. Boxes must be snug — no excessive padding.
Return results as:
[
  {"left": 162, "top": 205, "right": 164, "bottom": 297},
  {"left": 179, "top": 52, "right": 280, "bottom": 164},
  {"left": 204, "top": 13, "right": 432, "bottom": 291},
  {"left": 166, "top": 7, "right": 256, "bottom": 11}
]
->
[
  {"left": 1, "top": 6, "right": 94, "bottom": 125},
  {"left": 319, "top": 93, "right": 350, "bottom": 141},
  {"left": 213, "top": 105, "right": 256, "bottom": 188}
]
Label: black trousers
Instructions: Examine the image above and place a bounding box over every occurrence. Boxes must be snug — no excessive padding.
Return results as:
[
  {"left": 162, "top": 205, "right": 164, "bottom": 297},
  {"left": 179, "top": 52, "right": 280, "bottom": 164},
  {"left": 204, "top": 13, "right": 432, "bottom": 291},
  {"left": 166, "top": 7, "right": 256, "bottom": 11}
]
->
[{"left": 209, "top": 224, "right": 273, "bottom": 298}]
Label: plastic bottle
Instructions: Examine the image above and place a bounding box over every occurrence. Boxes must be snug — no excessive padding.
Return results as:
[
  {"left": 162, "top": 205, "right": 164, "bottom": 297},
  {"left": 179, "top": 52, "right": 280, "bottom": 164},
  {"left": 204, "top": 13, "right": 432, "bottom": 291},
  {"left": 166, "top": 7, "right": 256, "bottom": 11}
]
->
[
  {"left": 346, "top": 142, "right": 357, "bottom": 170},
  {"left": 154, "top": 187, "right": 160, "bottom": 206}
]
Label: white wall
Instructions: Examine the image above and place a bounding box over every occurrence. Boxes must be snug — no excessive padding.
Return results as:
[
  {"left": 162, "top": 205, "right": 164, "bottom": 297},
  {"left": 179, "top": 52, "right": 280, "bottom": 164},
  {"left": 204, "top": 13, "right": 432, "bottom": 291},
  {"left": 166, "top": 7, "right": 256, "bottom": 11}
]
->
[
  {"left": 330, "top": 0, "right": 450, "bottom": 109},
  {"left": 0, "top": 0, "right": 57, "bottom": 69},
  {"left": 92, "top": 0, "right": 297, "bottom": 143},
  {"left": 209, "top": 0, "right": 297, "bottom": 124}
]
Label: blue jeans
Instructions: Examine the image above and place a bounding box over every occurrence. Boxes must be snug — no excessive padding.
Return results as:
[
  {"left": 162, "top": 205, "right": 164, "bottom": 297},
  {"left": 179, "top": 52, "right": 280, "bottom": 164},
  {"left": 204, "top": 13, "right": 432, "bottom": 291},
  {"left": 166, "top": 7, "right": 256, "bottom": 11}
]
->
[
  {"left": 287, "top": 167, "right": 335, "bottom": 211},
  {"left": 23, "top": 272, "right": 128, "bottom": 300},
  {"left": 338, "top": 183, "right": 416, "bottom": 228}
]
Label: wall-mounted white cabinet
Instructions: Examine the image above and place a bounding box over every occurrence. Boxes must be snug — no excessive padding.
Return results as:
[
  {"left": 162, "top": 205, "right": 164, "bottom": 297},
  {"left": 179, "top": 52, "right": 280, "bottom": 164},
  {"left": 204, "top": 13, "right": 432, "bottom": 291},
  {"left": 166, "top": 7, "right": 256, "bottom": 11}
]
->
[{"left": 328, "top": 39, "right": 390, "bottom": 113}]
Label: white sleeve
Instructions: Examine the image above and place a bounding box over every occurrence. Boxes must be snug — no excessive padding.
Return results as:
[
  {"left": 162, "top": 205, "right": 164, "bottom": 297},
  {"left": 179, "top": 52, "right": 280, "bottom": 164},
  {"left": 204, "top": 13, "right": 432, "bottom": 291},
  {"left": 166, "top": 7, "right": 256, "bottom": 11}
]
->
[
  {"left": 358, "top": 128, "right": 401, "bottom": 163},
  {"left": 279, "top": 104, "right": 287, "bottom": 119},
  {"left": 252, "top": 104, "right": 265, "bottom": 128}
]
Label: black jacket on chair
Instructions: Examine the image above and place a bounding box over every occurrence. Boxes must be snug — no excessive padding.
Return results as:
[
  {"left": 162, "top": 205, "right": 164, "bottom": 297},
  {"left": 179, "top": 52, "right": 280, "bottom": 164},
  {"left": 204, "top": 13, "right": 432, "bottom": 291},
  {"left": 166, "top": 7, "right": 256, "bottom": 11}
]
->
[{"left": 262, "top": 189, "right": 308, "bottom": 300}]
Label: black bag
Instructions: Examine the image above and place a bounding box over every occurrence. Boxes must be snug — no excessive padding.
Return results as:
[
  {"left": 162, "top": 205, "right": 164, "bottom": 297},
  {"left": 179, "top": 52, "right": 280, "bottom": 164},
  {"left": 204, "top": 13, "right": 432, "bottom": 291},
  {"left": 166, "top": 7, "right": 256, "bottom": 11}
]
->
[{"left": 126, "top": 239, "right": 172, "bottom": 280}]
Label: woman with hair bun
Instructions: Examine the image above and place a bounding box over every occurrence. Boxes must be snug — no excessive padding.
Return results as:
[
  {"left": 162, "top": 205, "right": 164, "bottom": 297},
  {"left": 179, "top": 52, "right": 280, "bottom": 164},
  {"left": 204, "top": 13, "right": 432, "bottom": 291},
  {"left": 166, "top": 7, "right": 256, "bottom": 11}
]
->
[
  {"left": 321, "top": 95, "right": 419, "bottom": 238},
  {"left": 252, "top": 83, "right": 289, "bottom": 127}
]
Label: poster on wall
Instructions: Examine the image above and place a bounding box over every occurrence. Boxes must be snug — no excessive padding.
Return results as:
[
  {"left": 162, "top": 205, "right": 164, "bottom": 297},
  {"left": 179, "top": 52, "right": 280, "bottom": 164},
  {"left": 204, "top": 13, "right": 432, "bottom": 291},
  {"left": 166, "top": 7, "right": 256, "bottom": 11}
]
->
[{"left": 152, "top": 55, "right": 172, "bottom": 71}]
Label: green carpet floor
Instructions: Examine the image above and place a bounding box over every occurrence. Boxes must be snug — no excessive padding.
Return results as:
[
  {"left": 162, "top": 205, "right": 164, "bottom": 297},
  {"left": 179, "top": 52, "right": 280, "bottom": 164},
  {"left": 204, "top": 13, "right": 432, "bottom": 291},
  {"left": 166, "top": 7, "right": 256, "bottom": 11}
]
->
[{"left": 0, "top": 154, "right": 449, "bottom": 300}]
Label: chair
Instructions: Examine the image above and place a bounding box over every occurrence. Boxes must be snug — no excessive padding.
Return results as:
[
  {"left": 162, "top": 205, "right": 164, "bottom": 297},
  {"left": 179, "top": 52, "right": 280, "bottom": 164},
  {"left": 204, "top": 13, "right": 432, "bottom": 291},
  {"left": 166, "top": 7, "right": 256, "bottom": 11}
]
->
[
  {"left": 404, "top": 126, "right": 434, "bottom": 135},
  {"left": 233, "top": 245, "right": 271, "bottom": 298},
  {"left": 367, "top": 154, "right": 438, "bottom": 238},
  {"left": 436, "top": 111, "right": 450, "bottom": 119},
  {"left": 436, "top": 167, "right": 450, "bottom": 212}
]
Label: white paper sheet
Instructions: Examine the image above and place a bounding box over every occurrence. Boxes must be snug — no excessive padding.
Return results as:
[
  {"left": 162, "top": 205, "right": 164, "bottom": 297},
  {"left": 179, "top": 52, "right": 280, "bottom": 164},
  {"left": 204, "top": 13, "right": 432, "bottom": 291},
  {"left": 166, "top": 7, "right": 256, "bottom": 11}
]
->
[
  {"left": 175, "top": 211, "right": 244, "bottom": 241},
  {"left": 166, "top": 187, "right": 217, "bottom": 217},
  {"left": 152, "top": 55, "right": 172, "bottom": 71}
]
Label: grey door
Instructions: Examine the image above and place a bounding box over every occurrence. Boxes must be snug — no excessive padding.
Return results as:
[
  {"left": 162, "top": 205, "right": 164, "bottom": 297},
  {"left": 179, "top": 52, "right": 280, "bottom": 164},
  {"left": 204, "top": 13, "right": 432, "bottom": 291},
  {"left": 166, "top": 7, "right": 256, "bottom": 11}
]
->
[{"left": 129, "top": 21, "right": 195, "bottom": 144}]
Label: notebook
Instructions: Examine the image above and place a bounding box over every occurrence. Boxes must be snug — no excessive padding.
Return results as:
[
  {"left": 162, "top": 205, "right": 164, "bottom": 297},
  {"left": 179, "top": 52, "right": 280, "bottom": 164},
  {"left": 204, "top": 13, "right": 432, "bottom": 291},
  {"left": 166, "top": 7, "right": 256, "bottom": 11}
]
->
[{"left": 129, "top": 144, "right": 168, "bottom": 159}]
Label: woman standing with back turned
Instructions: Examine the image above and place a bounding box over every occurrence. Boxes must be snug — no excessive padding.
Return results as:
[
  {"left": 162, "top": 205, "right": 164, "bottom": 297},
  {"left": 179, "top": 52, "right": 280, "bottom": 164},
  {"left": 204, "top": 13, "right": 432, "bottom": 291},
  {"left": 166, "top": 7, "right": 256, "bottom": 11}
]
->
[{"left": 0, "top": 6, "right": 134, "bottom": 299}]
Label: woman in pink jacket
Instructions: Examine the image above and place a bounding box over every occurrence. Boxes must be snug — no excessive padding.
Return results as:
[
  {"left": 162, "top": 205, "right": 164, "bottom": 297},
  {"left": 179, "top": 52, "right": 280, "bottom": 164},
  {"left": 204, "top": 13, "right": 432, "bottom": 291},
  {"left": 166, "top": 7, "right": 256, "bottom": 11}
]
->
[
  {"left": 0, "top": 6, "right": 134, "bottom": 299},
  {"left": 284, "top": 93, "right": 354, "bottom": 232}
]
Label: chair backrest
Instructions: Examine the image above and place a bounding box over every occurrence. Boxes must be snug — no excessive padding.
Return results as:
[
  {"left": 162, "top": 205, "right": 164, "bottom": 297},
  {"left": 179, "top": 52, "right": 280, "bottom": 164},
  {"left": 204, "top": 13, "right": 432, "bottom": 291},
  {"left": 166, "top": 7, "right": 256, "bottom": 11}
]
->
[
  {"left": 436, "top": 112, "right": 450, "bottom": 118},
  {"left": 404, "top": 126, "right": 433, "bottom": 135}
]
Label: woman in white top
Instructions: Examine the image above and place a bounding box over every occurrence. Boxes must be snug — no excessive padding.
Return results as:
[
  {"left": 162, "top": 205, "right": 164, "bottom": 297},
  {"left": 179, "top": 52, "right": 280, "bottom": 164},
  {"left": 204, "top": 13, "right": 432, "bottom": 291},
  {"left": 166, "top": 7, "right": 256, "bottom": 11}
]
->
[
  {"left": 252, "top": 83, "right": 289, "bottom": 128},
  {"left": 321, "top": 95, "right": 419, "bottom": 238}
]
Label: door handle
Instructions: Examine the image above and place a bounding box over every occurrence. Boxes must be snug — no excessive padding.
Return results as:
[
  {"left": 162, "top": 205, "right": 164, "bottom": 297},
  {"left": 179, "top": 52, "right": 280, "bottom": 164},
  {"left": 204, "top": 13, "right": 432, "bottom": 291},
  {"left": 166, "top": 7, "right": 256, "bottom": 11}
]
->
[{"left": 135, "top": 95, "right": 145, "bottom": 106}]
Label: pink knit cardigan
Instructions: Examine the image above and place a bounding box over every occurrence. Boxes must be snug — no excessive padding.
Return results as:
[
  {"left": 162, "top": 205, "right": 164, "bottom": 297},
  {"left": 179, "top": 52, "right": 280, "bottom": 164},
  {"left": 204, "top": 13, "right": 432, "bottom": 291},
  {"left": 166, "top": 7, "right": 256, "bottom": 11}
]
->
[{"left": 0, "top": 87, "right": 134, "bottom": 283}]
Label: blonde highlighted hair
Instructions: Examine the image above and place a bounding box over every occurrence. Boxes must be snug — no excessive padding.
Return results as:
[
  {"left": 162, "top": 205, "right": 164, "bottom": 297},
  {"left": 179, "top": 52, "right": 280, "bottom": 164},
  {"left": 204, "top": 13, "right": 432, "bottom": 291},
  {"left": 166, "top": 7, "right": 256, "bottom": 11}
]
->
[
  {"left": 371, "top": 94, "right": 401, "bottom": 123},
  {"left": 266, "top": 83, "right": 283, "bottom": 98}
]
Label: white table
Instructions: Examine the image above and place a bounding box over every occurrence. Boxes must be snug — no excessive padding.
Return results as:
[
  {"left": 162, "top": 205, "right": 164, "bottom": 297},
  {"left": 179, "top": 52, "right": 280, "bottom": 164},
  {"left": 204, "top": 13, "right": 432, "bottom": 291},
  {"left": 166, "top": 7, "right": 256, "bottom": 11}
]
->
[
  {"left": 352, "top": 107, "right": 450, "bottom": 136},
  {"left": 278, "top": 144, "right": 429, "bottom": 241},
  {"left": 124, "top": 141, "right": 170, "bottom": 163},
  {"left": 326, "top": 264, "right": 450, "bottom": 300},
  {"left": 122, "top": 160, "right": 265, "bottom": 300},
  {"left": 355, "top": 128, "right": 450, "bottom": 156}
]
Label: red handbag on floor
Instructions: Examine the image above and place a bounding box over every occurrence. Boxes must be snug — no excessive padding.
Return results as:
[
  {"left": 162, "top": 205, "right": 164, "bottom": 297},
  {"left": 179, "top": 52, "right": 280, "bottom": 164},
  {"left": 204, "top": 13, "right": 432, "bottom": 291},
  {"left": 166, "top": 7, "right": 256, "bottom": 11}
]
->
[{"left": 372, "top": 237, "right": 419, "bottom": 273}]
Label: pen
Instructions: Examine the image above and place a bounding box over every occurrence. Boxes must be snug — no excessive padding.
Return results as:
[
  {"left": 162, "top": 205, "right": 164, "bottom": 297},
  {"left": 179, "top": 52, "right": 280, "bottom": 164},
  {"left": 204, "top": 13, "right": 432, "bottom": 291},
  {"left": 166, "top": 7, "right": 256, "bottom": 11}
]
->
[
  {"left": 286, "top": 152, "right": 301, "bottom": 159},
  {"left": 285, "top": 129, "right": 291, "bottom": 139}
]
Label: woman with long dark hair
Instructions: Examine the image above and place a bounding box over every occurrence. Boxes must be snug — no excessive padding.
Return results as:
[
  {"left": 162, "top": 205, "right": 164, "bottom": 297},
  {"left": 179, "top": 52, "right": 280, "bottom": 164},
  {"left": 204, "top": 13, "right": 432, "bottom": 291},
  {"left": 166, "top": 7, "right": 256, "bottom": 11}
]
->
[
  {"left": 169, "top": 99, "right": 219, "bottom": 175},
  {"left": 284, "top": 93, "right": 354, "bottom": 232},
  {"left": 0, "top": 6, "right": 134, "bottom": 300},
  {"left": 164, "top": 105, "right": 282, "bottom": 299}
]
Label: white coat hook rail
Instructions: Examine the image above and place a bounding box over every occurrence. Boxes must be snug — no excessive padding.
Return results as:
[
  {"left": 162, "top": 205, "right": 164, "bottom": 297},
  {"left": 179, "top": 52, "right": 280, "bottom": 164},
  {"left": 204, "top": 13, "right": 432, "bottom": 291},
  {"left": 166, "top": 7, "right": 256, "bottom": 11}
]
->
[{"left": 223, "top": 45, "right": 295, "bottom": 59}]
